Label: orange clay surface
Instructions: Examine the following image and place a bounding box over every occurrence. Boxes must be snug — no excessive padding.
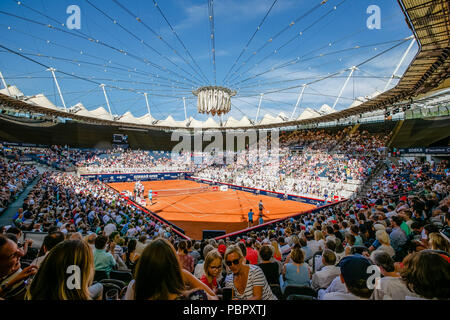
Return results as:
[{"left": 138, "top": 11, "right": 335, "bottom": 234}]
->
[{"left": 108, "top": 180, "right": 317, "bottom": 240}]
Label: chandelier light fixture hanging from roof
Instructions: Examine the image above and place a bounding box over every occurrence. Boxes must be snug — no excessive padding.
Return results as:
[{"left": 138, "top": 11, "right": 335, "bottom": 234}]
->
[{"left": 193, "top": 86, "right": 236, "bottom": 116}]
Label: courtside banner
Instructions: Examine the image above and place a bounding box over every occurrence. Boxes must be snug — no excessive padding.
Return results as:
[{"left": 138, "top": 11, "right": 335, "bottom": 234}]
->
[
  {"left": 80, "top": 171, "right": 193, "bottom": 182},
  {"left": 399, "top": 147, "right": 450, "bottom": 154},
  {"left": 188, "top": 176, "right": 327, "bottom": 206}
]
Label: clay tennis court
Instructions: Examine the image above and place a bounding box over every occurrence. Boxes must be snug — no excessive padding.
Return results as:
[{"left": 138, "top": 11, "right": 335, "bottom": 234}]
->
[{"left": 108, "top": 179, "right": 317, "bottom": 239}]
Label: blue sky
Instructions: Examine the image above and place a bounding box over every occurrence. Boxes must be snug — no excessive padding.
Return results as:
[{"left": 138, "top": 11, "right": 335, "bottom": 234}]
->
[{"left": 0, "top": 0, "right": 417, "bottom": 122}]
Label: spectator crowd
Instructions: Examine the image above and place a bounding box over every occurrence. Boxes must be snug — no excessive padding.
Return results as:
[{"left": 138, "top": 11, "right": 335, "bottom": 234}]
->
[{"left": 0, "top": 126, "right": 449, "bottom": 301}]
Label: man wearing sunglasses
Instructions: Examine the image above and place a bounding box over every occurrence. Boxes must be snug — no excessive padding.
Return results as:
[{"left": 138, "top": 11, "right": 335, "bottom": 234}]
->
[{"left": 223, "top": 245, "right": 276, "bottom": 300}]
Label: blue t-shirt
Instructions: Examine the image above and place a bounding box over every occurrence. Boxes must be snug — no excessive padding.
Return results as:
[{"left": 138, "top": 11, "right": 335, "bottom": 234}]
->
[
  {"left": 248, "top": 211, "right": 254, "bottom": 221},
  {"left": 148, "top": 190, "right": 152, "bottom": 199}
]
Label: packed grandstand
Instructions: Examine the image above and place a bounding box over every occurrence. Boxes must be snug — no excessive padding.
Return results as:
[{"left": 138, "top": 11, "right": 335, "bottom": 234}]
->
[{"left": 0, "top": 0, "right": 449, "bottom": 303}]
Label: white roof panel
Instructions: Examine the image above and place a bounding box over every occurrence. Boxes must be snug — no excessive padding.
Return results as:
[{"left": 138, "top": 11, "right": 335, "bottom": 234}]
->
[
  {"left": 297, "top": 108, "right": 320, "bottom": 120},
  {"left": 90, "top": 106, "right": 113, "bottom": 120},
  {"left": 118, "top": 111, "right": 138, "bottom": 123},
  {"left": 27, "top": 94, "right": 59, "bottom": 110},
  {"left": 137, "top": 113, "right": 156, "bottom": 125},
  {"left": 202, "top": 117, "right": 219, "bottom": 128},
  {"left": 0, "top": 85, "right": 24, "bottom": 98},
  {"left": 259, "top": 114, "right": 277, "bottom": 125}
]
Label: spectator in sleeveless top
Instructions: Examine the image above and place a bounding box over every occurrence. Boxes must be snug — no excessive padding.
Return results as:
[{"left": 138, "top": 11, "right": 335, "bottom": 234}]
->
[
  {"left": 281, "top": 244, "right": 311, "bottom": 293},
  {"left": 224, "top": 245, "right": 277, "bottom": 300},
  {"left": 257, "top": 245, "right": 280, "bottom": 286},
  {"left": 271, "top": 240, "right": 282, "bottom": 261},
  {"left": 123, "top": 239, "right": 139, "bottom": 274}
]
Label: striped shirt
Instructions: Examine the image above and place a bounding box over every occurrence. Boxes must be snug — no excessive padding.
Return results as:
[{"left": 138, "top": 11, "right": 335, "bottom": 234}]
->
[{"left": 225, "top": 264, "right": 277, "bottom": 300}]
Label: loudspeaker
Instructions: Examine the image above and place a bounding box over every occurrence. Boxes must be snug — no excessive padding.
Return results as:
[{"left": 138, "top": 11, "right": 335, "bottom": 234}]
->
[{"left": 202, "top": 230, "right": 226, "bottom": 240}]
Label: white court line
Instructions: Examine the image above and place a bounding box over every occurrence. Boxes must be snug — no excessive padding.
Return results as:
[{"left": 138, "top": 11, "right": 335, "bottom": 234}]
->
[{"left": 155, "top": 198, "right": 245, "bottom": 218}]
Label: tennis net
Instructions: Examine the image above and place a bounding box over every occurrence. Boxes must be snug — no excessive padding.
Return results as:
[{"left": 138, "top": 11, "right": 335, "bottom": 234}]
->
[{"left": 151, "top": 186, "right": 219, "bottom": 197}]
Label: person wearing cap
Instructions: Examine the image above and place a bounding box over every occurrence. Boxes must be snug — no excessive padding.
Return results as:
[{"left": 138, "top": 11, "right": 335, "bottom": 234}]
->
[
  {"left": 396, "top": 197, "right": 409, "bottom": 213},
  {"left": 217, "top": 244, "right": 227, "bottom": 257},
  {"left": 322, "top": 254, "right": 375, "bottom": 300}
]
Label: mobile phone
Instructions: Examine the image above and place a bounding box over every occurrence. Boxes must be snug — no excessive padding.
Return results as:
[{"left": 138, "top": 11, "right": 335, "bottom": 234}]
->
[{"left": 222, "top": 287, "right": 233, "bottom": 301}]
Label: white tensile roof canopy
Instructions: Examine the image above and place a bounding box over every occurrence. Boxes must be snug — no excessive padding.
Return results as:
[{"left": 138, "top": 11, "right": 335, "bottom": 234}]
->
[{"left": 0, "top": 84, "right": 414, "bottom": 128}]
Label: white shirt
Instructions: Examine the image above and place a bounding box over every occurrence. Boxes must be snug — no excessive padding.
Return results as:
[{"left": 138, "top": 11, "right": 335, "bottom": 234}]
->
[
  {"left": 124, "top": 280, "right": 135, "bottom": 300},
  {"left": 308, "top": 239, "right": 324, "bottom": 253},
  {"left": 31, "top": 253, "right": 48, "bottom": 268},
  {"left": 318, "top": 275, "right": 348, "bottom": 300},
  {"left": 104, "top": 223, "right": 116, "bottom": 237},
  {"left": 194, "top": 262, "right": 205, "bottom": 279},
  {"left": 135, "top": 241, "right": 147, "bottom": 256},
  {"left": 311, "top": 265, "right": 341, "bottom": 291},
  {"left": 371, "top": 276, "right": 418, "bottom": 300},
  {"left": 102, "top": 214, "right": 111, "bottom": 224},
  {"left": 373, "top": 245, "right": 395, "bottom": 258}
]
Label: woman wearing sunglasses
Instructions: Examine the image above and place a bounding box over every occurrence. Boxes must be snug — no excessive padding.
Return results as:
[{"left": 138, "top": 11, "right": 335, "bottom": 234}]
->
[{"left": 223, "top": 245, "right": 277, "bottom": 300}]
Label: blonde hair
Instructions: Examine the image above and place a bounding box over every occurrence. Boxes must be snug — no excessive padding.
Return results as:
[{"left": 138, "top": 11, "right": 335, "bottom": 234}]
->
[
  {"left": 376, "top": 230, "right": 390, "bottom": 245},
  {"left": 314, "top": 230, "right": 324, "bottom": 241},
  {"left": 291, "top": 235, "right": 300, "bottom": 246},
  {"left": 429, "top": 233, "right": 450, "bottom": 253},
  {"left": 290, "top": 245, "right": 305, "bottom": 264},
  {"left": 224, "top": 244, "right": 244, "bottom": 261},
  {"left": 203, "top": 249, "right": 223, "bottom": 275},
  {"left": 26, "top": 240, "right": 94, "bottom": 300},
  {"left": 271, "top": 240, "right": 281, "bottom": 258},
  {"left": 69, "top": 232, "right": 83, "bottom": 241}
]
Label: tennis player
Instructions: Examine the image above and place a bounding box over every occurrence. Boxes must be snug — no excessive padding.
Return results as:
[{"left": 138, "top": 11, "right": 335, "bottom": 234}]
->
[
  {"left": 247, "top": 209, "right": 254, "bottom": 228},
  {"left": 258, "top": 200, "right": 264, "bottom": 216},
  {"left": 148, "top": 189, "right": 153, "bottom": 205}
]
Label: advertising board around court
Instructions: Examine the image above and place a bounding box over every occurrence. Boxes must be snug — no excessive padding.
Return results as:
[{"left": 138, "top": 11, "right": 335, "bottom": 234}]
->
[{"left": 80, "top": 171, "right": 193, "bottom": 182}]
